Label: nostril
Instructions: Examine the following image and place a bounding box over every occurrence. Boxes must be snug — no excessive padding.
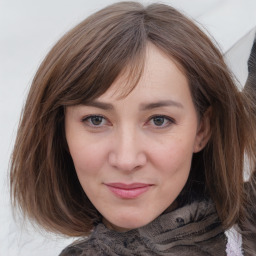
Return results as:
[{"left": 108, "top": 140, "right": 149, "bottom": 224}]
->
[{"left": 108, "top": 149, "right": 147, "bottom": 171}]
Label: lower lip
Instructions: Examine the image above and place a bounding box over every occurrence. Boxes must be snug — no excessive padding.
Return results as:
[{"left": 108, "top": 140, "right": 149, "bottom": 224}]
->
[{"left": 106, "top": 185, "right": 151, "bottom": 199}]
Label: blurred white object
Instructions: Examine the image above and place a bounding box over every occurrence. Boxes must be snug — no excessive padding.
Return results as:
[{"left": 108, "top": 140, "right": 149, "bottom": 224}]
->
[
  {"left": 224, "top": 28, "right": 256, "bottom": 89},
  {"left": 225, "top": 225, "right": 243, "bottom": 256}
]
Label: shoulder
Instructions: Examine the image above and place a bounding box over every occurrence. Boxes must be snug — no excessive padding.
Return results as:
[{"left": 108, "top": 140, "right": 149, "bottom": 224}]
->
[{"left": 59, "top": 236, "right": 100, "bottom": 256}]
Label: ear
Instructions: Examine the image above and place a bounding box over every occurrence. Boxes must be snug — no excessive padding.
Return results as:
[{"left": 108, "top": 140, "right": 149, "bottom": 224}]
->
[{"left": 193, "top": 107, "right": 212, "bottom": 153}]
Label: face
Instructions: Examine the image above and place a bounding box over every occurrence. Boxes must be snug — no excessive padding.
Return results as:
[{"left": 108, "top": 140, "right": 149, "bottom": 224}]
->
[{"left": 65, "top": 44, "right": 210, "bottom": 231}]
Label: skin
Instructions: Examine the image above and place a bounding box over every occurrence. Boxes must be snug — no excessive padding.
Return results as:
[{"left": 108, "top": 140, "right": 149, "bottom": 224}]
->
[{"left": 65, "top": 44, "right": 211, "bottom": 232}]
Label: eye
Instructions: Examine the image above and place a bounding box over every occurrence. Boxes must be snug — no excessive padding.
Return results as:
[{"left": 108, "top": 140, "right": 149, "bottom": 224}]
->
[
  {"left": 82, "top": 115, "right": 108, "bottom": 127},
  {"left": 147, "top": 115, "right": 175, "bottom": 128},
  {"left": 152, "top": 116, "right": 166, "bottom": 126}
]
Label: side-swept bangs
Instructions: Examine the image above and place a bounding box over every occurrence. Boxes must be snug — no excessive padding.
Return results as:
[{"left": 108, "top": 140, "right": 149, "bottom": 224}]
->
[{"left": 11, "top": 2, "right": 148, "bottom": 236}]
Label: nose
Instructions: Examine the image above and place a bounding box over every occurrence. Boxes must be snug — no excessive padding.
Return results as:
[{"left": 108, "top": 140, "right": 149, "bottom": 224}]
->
[{"left": 108, "top": 127, "right": 147, "bottom": 172}]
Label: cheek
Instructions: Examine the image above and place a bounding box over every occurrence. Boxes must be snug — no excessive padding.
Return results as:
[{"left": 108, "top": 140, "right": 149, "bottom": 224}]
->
[
  {"left": 151, "top": 135, "right": 195, "bottom": 174},
  {"left": 154, "top": 139, "right": 194, "bottom": 199},
  {"left": 68, "top": 142, "right": 107, "bottom": 199},
  {"left": 68, "top": 137, "right": 108, "bottom": 177}
]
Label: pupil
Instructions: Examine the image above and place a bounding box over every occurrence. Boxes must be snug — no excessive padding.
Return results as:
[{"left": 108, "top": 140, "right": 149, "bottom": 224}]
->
[
  {"left": 153, "top": 117, "right": 164, "bottom": 126},
  {"left": 91, "top": 116, "right": 103, "bottom": 125}
]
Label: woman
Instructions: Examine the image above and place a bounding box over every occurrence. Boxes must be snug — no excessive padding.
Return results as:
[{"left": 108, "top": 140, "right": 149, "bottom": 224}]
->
[{"left": 10, "top": 2, "right": 256, "bottom": 255}]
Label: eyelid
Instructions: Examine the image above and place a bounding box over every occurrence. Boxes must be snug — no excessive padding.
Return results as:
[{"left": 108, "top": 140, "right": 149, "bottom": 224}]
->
[
  {"left": 146, "top": 115, "right": 176, "bottom": 128},
  {"left": 81, "top": 114, "right": 110, "bottom": 127},
  {"left": 82, "top": 114, "right": 104, "bottom": 121}
]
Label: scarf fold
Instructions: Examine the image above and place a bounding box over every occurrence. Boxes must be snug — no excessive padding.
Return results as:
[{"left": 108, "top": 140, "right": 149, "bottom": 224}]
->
[{"left": 60, "top": 199, "right": 227, "bottom": 256}]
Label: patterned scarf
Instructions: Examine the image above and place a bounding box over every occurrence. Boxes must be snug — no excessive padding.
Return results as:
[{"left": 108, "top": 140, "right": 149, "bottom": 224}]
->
[{"left": 60, "top": 199, "right": 227, "bottom": 256}]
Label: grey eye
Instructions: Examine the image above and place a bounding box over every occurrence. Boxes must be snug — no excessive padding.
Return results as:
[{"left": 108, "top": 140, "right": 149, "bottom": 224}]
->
[
  {"left": 152, "top": 116, "right": 165, "bottom": 126},
  {"left": 90, "top": 116, "right": 104, "bottom": 126}
]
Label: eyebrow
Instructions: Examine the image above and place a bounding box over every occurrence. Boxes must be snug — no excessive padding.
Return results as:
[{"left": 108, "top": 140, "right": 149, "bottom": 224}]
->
[
  {"left": 83, "top": 99, "right": 183, "bottom": 110},
  {"left": 83, "top": 101, "right": 114, "bottom": 110},
  {"left": 139, "top": 100, "right": 184, "bottom": 110}
]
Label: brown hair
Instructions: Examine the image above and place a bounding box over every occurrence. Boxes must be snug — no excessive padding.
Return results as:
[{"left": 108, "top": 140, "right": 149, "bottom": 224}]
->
[
  {"left": 10, "top": 0, "right": 256, "bottom": 244},
  {"left": 240, "top": 39, "right": 256, "bottom": 253}
]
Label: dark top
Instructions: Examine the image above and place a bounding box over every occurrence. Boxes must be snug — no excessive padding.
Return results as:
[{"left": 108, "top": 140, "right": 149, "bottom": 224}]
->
[{"left": 59, "top": 199, "right": 226, "bottom": 256}]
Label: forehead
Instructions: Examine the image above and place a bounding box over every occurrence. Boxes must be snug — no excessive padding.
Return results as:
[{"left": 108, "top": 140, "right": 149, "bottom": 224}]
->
[{"left": 97, "top": 43, "right": 190, "bottom": 103}]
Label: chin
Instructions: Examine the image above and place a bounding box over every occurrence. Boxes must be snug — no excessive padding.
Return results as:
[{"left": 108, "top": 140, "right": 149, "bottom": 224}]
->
[{"left": 104, "top": 213, "right": 155, "bottom": 232}]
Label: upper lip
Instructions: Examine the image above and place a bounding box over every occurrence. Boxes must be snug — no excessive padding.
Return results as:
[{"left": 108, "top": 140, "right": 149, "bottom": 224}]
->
[{"left": 105, "top": 183, "right": 152, "bottom": 189}]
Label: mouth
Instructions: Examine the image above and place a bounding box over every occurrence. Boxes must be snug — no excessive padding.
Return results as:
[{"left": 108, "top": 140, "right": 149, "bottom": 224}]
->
[{"left": 104, "top": 183, "right": 153, "bottom": 199}]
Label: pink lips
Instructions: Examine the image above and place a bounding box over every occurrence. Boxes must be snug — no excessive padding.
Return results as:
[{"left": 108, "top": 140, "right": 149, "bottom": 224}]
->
[{"left": 105, "top": 183, "right": 152, "bottom": 199}]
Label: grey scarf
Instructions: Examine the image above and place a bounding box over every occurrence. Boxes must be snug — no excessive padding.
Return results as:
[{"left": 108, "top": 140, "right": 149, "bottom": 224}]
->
[{"left": 60, "top": 200, "right": 226, "bottom": 256}]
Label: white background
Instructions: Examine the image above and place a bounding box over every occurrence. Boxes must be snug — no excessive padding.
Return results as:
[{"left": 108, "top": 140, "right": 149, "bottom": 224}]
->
[{"left": 1, "top": 0, "right": 256, "bottom": 255}]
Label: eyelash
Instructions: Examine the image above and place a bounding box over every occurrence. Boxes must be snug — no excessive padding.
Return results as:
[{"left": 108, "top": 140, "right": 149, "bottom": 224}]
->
[
  {"left": 82, "top": 115, "right": 109, "bottom": 128},
  {"left": 146, "top": 115, "right": 175, "bottom": 128},
  {"left": 81, "top": 115, "right": 175, "bottom": 129}
]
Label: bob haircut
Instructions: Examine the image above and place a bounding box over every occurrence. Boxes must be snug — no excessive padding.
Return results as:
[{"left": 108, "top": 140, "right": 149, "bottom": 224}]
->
[{"left": 10, "top": 1, "right": 256, "bottom": 238}]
